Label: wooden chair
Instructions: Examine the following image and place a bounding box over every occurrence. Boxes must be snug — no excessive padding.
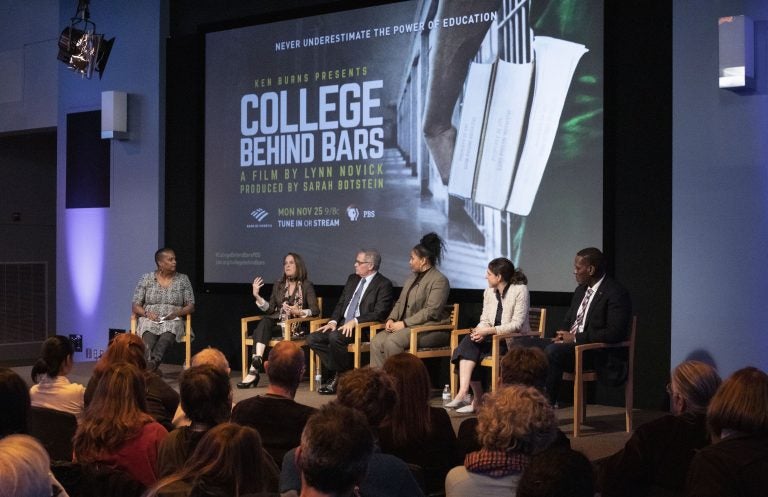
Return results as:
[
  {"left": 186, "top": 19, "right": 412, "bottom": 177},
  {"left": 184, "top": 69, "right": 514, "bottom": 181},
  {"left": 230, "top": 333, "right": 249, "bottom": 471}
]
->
[
  {"left": 28, "top": 406, "right": 77, "bottom": 461},
  {"left": 563, "top": 315, "right": 637, "bottom": 437},
  {"left": 450, "top": 307, "right": 547, "bottom": 396},
  {"left": 130, "top": 313, "right": 192, "bottom": 369},
  {"left": 240, "top": 297, "right": 322, "bottom": 380},
  {"left": 370, "top": 303, "right": 459, "bottom": 369},
  {"left": 307, "top": 318, "right": 380, "bottom": 391}
]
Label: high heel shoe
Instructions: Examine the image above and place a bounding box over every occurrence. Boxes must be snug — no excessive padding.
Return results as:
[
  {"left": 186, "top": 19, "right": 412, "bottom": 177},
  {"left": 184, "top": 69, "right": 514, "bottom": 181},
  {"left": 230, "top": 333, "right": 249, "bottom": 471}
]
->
[
  {"left": 237, "top": 371, "right": 260, "bottom": 389},
  {"left": 251, "top": 355, "right": 263, "bottom": 372}
]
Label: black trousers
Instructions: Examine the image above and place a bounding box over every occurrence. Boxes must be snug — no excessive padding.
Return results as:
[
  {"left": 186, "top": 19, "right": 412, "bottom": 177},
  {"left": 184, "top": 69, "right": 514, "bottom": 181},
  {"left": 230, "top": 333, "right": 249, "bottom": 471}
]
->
[
  {"left": 307, "top": 329, "right": 355, "bottom": 373},
  {"left": 250, "top": 317, "right": 282, "bottom": 347},
  {"left": 544, "top": 341, "right": 595, "bottom": 405}
]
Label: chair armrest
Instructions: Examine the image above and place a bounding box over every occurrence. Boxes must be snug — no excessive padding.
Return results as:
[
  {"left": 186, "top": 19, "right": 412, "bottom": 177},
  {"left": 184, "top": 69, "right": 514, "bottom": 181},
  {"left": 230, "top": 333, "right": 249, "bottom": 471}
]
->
[
  {"left": 309, "top": 318, "right": 331, "bottom": 332},
  {"left": 351, "top": 321, "right": 379, "bottom": 345},
  {"left": 410, "top": 323, "right": 456, "bottom": 334},
  {"left": 282, "top": 315, "right": 322, "bottom": 340},
  {"left": 369, "top": 322, "right": 385, "bottom": 340},
  {"left": 451, "top": 328, "right": 472, "bottom": 349},
  {"left": 574, "top": 341, "right": 631, "bottom": 353},
  {"left": 410, "top": 323, "right": 456, "bottom": 352}
]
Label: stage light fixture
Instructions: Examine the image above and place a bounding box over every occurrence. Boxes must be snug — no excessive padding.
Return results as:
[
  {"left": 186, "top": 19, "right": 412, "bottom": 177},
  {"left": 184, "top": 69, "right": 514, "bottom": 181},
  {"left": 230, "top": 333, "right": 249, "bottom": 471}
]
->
[{"left": 57, "top": 0, "right": 115, "bottom": 80}]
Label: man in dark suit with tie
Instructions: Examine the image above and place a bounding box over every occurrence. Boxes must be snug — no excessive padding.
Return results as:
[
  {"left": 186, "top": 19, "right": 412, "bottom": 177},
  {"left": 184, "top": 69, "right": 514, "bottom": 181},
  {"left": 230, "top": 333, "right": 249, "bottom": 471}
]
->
[
  {"left": 545, "top": 247, "right": 632, "bottom": 405},
  {"left": 307, "top": 249, "right": 394, "bottom": 394}
]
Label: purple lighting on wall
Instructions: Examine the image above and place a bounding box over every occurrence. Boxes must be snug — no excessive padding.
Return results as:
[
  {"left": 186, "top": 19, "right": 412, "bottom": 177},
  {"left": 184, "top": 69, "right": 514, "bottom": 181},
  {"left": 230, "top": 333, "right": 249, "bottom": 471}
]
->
[{"left": 66, "top": 208, "right": 105, "bottom": 316}]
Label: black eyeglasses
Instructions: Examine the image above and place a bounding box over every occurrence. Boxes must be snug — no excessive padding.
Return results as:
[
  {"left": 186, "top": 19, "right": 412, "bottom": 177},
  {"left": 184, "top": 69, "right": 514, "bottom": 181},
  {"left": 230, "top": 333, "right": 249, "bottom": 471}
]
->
[{"left": 354, "top": 260, "right": 372, "bottom": 265}]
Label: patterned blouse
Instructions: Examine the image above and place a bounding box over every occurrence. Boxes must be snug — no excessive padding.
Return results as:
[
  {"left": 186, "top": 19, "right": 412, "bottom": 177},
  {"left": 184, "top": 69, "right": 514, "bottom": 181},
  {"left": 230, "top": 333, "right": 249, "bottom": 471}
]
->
[{"left": 132, "top": 272, "right": 195, "bottom": 341}]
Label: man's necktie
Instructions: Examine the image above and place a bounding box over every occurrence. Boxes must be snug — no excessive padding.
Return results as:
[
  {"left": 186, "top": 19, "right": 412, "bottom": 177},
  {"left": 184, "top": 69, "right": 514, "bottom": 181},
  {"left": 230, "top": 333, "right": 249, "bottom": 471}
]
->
[
  {"left": 344, "top": 278, "right": 366, "bottom": 323},
  {"left": 570, "top": 287, "right": 594, "bottom": 333}
]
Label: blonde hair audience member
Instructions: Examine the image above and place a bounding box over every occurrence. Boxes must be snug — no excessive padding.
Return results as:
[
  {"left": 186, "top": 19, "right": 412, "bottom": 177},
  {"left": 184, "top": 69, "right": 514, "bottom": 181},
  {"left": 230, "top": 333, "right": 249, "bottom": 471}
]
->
[
  {"left": 686, "top": 366, "right": 768, "bottom": 497},
  {"left": 446, "top": 385, "right": 557, "bottom": 497},
  {"left": 0, "top": 434, "right": 66, "bottom": 497}
]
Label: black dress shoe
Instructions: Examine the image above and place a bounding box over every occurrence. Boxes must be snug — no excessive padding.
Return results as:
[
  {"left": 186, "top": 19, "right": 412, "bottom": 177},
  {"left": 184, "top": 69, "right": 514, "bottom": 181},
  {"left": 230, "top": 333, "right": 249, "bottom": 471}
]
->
[
  {"left": 237, "top": 372, "right": 260, "bottom": 389},
  {"left": 318, "top": 374, "right": 338, "bottom": 395}
]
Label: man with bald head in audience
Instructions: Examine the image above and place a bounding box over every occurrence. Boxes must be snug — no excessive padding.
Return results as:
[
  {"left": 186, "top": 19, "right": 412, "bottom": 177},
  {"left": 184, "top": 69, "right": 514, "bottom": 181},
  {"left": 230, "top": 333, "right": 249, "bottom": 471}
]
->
[{"left": 232, "top": 341, "right": 316, "bottom": 467}]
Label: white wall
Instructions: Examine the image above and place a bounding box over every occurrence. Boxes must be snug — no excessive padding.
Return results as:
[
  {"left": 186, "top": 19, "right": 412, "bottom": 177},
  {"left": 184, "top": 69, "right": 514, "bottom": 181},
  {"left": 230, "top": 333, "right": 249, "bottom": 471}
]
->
[
  {"left": 56, "top": 0, "right": 166, "bottom": 360},
  {"left": 672, "top": 0, "right": 768, "bottom": 374}
]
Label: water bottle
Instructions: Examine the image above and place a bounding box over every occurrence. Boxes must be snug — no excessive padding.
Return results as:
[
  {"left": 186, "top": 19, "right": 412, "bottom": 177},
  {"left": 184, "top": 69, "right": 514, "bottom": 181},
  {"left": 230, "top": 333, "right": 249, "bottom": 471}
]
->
[
  {"left": 442, "top": 384, "right": 451, "bottom": 405},
  {"left": 314, "top": 363, "right": 322, "bottom": 385}
]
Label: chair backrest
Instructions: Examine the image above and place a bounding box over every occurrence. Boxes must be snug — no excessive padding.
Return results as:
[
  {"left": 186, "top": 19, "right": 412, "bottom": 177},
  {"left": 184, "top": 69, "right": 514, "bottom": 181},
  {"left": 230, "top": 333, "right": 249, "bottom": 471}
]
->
[
  {"left": 51, "top": 461, "right": 146, "bottom": 497},
  {"left": 447, "top": 303, "right": 459, "bottom": 327},
  {"left": 27, "top": 406, "right": 78, "bottom": 461},
  {"left": 528, "top": 307, "right": 547, "bottom": 336}
]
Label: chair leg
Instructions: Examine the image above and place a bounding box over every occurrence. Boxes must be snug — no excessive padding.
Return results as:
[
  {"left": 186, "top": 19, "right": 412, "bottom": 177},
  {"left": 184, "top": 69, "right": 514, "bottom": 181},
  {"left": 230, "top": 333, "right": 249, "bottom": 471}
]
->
[
  {"left": 573, "top": 349, "right": 584, "bottom": 437},
  {"left": 625, "top": 375, "right": 633, "bottom": 432},
  {"left": 490, "top": 359, "right": 498, "bottom": 393},
  {"left": 450, "top": 362, "right": 457, "bottom": 397},
  {"left": 310, "top": 351, "right": 316, "bottom": 391},
  {"left": 573, "top": 378, "right": 582, "bottom": 437},
  {"left": 242, "top": 342, "right": 249, "bottom": 381},
  {"left": 184, "top": 337, "right": 191, "bottom": 370}
]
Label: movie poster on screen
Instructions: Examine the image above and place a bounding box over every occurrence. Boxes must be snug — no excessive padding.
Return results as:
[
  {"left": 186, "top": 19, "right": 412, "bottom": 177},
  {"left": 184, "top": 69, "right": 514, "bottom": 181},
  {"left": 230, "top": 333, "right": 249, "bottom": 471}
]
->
[{"left": 204, "top": 0, "right": 603, "bottom": 291}]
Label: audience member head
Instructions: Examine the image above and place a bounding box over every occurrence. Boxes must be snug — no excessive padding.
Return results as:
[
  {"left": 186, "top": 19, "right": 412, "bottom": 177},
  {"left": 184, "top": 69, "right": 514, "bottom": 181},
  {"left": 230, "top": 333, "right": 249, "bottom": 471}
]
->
[
  {"left": 501, "top": 346, "right": 549, "bottom": 391},
  {"left": 488, "top": 257, "right": 528, "bottom": 285},
  {"left": 180, "top": 365, "right": 232, "bottom": 426},
  {"left": 669, "top": 360, "right": 721, "bottom": 415},
  {"left": 0, "top": 434, "right": 52, "bottom": 497},
  {"left": 0, "top": 368, "right": 30, "bottom": 437},
  {"left": 477, "top": 385, "right": 557, "bottom": 454},
  {"left": 265, "top": 341, "right": 305, "bottom": 395},
  {"left": 191, "top": 347, "right": 230, "bottom": 374},
  {"left": 297, "top": 403, "right": 374, "bottom": 495},
  {"left": 73, "top": 362, "right": 154, "bottom": 459},
  {"left": 412, "top": 232, "right": 445, "bottom": 268},
  {"left": 93, "top": 332, "right": 147, "bottom": 377},
  {"left": 516, "top": 446, "right": 595, "bottom": 497},
  {"left": 337, "top": 367, "right": 397, "bottom": 429},
  {"left": 30, "top": 335, "right": 75, "bottom": 383},
  {"left": 707, "top": 366, "right": 768, "bottom": 441},
  {"left": 281, "top": 252, "right": 308, "bottom": 283},
  {"left": 382, "top": 352, "right": 432, "bottom": 445},
  {"left": 147, "top": 423, "right": 267, "bottom": 497}
]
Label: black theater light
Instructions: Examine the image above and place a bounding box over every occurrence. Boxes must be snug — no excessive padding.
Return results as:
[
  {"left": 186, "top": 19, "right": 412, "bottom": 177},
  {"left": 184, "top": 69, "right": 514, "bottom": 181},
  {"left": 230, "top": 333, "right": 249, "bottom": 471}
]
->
[{"left": 57, "top": 0, "right": 115, "bottom": 79}]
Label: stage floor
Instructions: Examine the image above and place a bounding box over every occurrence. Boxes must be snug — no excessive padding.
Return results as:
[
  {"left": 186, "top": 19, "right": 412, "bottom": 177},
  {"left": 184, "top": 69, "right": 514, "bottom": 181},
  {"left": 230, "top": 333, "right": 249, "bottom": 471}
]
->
[{"left": 13, "top": 361, "right": 665, "bottom": 461}]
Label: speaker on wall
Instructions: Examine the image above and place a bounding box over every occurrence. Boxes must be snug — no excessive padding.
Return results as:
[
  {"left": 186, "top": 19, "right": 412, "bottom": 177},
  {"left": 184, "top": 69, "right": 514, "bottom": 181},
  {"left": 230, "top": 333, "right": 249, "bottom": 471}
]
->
[
  {"left": 101, "top": 90, "right": 128, "bottom": 140},
  {"left": 718, "top": 15, "right": 754, "bottom": 90},
  {"left": 66, "top": 110, "right": 110, "bottom": 208}
]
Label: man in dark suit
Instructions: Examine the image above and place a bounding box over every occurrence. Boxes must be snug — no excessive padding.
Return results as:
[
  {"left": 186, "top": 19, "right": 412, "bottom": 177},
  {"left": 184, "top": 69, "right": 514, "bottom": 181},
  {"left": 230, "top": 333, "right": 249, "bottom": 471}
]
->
[
  {"left": 307, "top": 249, "right": 394, "bottom": 394},
  {"left": 545, "top": 247, "right": 632, "bottom": 405}
]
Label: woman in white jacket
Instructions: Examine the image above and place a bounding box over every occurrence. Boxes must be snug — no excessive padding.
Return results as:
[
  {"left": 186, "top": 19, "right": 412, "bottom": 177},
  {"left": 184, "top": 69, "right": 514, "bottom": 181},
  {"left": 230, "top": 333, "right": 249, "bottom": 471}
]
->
[{"left": 447, "top": 257, "right": 530, "bottom": 413}]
